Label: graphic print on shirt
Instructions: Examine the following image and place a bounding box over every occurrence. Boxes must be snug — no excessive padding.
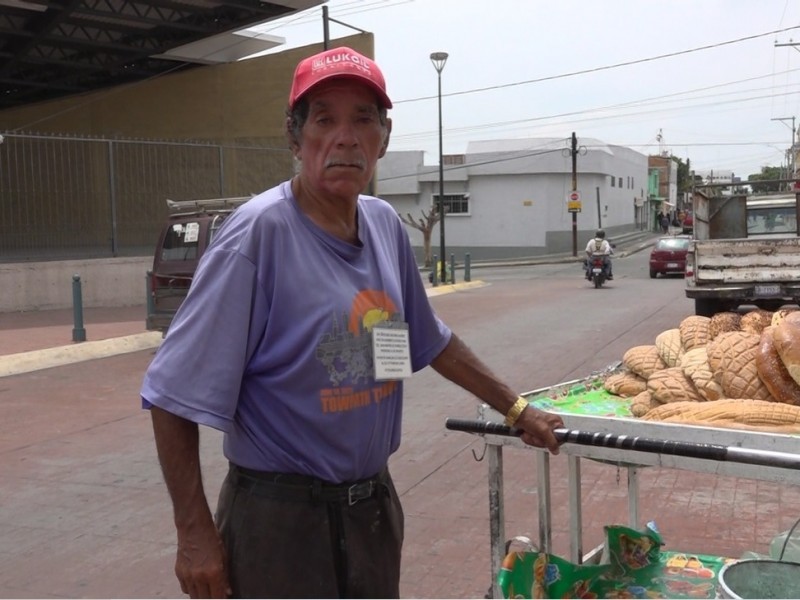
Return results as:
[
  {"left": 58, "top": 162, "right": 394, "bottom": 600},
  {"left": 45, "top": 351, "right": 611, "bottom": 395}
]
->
[{"left": 316, "top": 289, "right": 400, "bottom": 413}]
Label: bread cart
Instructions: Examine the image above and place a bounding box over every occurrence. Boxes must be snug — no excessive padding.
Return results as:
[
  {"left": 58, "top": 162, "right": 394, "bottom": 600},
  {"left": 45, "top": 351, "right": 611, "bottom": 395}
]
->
[{"left": 447, "top": 370, "right": 800, "bottom": 599}]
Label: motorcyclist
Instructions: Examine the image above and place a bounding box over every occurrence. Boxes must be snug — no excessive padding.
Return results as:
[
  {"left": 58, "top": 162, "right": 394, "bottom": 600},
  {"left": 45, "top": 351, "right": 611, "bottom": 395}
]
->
[{"left": 584, "top": 229, "right": 613, "bottom": 280}]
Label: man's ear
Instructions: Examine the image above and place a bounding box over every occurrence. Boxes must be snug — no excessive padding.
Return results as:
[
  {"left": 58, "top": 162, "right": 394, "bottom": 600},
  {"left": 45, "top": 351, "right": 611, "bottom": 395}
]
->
[
  {"left": 286, "top": 116, "right": 301, "bottom": 159},
  {"left": 378, "top": 118, "right": 392, "bottom": 159}
]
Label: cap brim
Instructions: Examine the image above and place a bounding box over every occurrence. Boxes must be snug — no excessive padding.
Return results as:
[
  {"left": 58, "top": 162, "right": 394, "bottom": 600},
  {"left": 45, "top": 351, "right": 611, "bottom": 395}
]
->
[{"left": 293, "top": 73, "right": 392, "bottom": 110}]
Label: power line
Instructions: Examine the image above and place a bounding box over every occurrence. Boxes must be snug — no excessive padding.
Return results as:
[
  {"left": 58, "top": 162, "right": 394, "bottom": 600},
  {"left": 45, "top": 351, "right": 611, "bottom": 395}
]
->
[{"left": 396, "top": 24, "right": 800, "bottom": 104}]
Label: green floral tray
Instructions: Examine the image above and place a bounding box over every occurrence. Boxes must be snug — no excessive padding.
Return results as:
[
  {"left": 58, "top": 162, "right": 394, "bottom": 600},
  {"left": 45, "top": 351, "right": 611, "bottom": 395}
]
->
[{"left": 523, "top": 374, "right": 634, "bottom": 419}]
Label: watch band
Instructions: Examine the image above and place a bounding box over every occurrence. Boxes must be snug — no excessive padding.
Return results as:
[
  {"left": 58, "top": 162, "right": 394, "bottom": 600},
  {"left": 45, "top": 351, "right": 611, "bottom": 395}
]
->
[{"left": 504, "top": 396, "right": 529, "bottom": 427}]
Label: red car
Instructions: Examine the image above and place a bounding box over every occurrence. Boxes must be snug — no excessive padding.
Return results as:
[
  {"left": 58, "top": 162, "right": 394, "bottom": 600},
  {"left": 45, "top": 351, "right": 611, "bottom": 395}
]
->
[{"left": 649, "top": 236, "right": 690, "bottom": 278}]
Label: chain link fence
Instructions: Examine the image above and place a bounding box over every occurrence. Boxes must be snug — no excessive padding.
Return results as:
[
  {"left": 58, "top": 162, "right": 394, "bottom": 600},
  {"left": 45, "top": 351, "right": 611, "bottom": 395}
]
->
[{"left": 0, "top": 132, "right": 292, "bottom": 262}]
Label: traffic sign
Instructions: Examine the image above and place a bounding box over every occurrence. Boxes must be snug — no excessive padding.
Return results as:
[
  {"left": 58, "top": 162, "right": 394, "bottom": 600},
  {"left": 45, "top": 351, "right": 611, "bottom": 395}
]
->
[{"left": 568, "top": 190, "right": 581, "bottom": 202}]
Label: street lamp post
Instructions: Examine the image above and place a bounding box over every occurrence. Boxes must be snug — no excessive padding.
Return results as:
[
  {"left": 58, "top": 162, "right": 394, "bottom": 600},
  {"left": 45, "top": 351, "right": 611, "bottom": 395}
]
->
[{"left": 430, "top": 51, "right": 448, "bottom": 284}]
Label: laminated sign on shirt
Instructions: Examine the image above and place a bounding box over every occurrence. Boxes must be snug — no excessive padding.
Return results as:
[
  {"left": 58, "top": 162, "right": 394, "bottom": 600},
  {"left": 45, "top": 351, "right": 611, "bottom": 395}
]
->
[{"left": 372, "top": 322, "right": 412, "bottom": 381}]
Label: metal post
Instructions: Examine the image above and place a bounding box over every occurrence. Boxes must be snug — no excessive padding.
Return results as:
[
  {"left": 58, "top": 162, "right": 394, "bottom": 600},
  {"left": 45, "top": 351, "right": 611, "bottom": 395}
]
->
[
  {"left": 430, "top": 52, "right": 449, "bottom": 285},
  {"left": 145, "top": 270, "right": 155, "bottom": 320},
  {"left": 431, "top": 254, "right": 439, "bottom": 287},
  {"left": 72, "top": 274, "right": 86, "bottom": 342},
  {"left": 107, "top": 141, "right": 118, "bottom": 257},
  {"left": 571, "top": 132, "right": 578, "bottom": 257},
  {"left": 464, "top": 252, "right": 471, "bottom": 282},
  {"left": 449, "top": 253, "right": 456, "bottom": 285},
  {"left": 596, "top": 186, "right": 602, "bottom": 229},
  {"left": 322, "top": 5, "right": 330, "bottom": 49}
]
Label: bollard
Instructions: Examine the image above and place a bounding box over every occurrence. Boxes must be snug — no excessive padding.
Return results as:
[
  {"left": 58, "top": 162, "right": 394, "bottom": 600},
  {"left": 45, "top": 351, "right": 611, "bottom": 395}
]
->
[
  {"left": 449, "top": 253, "right": 456, "bottom": 284},
  {"left": 465, "top": 253, "right": 471, "bottom": 282},
  {"left": 72, "top": 274, "right": 87, "bottom": 342},
  {"left": 431, "top": 254, "right": 439, "bottom": 287},
  {"left": 145, "top": 270, "right": 155, "bottom": 319}
]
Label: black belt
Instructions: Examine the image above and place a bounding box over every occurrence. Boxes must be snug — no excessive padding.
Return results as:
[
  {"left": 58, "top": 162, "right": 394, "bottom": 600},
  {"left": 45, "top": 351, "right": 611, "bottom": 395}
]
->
[{"left": 229, "top": 463, "right": 387, "bottom": 506}]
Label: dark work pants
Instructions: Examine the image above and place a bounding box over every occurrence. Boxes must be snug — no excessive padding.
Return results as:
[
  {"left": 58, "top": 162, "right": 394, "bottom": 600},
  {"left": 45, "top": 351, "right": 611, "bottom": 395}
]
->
[{"left": 215, "top": 467, "right": 404, "bottom": 599}]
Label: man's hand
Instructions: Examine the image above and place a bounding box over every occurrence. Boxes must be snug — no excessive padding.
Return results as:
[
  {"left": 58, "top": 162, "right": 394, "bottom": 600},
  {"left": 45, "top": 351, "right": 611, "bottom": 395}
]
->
[
  {"left": 514, "top": 406, "right": 564, "bottom": 454},
  {"left": 175, "top": 523, "right": 231, "bottom": 599}
]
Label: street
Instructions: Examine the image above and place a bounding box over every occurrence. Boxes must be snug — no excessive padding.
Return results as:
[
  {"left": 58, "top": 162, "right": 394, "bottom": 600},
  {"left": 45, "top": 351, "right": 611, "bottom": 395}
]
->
[{"left": 2, "top": 249, "right": 800, "bottom": 598}]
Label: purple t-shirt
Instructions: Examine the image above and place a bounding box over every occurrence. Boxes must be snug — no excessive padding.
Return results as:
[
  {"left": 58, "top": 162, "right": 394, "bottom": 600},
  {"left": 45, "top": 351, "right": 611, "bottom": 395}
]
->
[{"left": 141, "top": 181, "right": 451, "bottom": 482}]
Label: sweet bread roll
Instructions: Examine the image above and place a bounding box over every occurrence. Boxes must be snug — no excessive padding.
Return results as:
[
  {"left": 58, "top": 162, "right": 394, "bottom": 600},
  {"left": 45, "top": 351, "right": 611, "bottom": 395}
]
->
[
  {"left": 623, "top": 345, "right": 667, "bottom": 379},
  {"left": 681, "top": 347, "right": 723, "bottom": 401},
  {"left": 655, "top": 329, "right": 684, "bottom": 367},
  {"left": 772, "top": 312, "right": 800, "bottom": 387},
  {"left": 771, "top": 308, "right": 798, "bottom": 327},
  {"left": 641, "top": 399, "right": 800, "bottom": 434},
  {"left": 604, "top": 371, "right": 647, "bottom": 397},
  {"left": 740, "top": 309, "right": 773, "bottom": 335},
  {"left": 647, "top": 367, "right": 705, "bottom": 403},
  {"left": 756, "top": 327, "right": 800, "bottom": 405},
  {"left": 707, "top": 331, "right": 755, "bottom": 381},
  {"left": 709, "top": 312, "right": 741, "bottom": 340},
  {"left": 679, "top": 316, "right": 711, "bottom": 351},
  {"left": 720, "top": 345, "right": 774, "bottom": 401},
  {"left": 630, "top": 390, "right": 659, "bottom": 417}
]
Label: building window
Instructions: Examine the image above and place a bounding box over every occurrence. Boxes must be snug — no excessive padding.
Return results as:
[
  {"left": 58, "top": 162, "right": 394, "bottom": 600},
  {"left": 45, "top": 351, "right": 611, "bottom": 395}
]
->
[
  {"left": 611, "top": 176, "right": 615, "bottom": 187},
  {"left": 433, "top": 193, "right": 470, "bottom": 215},
  {"left": 618, "top": 177, "right": 623, "bottom": 187},
  {"left": 632, "top": 177, "right": 635, "bottom": 189}
]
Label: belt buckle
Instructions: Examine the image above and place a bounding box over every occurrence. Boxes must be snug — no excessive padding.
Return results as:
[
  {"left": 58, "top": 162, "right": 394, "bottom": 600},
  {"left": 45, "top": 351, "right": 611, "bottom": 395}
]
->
[{"left": 347, "top": 480, "right": 374, "bottom": 506}]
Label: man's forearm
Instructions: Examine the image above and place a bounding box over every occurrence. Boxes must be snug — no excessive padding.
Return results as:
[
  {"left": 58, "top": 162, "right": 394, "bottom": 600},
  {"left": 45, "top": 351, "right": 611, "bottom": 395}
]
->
[
  {"left": 430, "top": 334, "right": 518, "bottom": 415},
  {"left": 150, "top": 405, "right": 214, "bottom": 532}
]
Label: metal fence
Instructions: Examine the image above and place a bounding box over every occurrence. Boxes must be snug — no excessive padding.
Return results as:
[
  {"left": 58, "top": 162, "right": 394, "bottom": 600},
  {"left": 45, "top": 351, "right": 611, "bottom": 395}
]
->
[{"left": 0, "top": 132, "right": 293, "bottom": 261}]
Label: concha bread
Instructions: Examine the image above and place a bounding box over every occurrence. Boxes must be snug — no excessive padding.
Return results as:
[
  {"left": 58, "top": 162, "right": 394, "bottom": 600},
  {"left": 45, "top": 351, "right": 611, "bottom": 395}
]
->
[
  {"left": 623, "top": 345, "right": 667, "bottom": 379},
  {"left": 679, "top": 316, "right": 711, "bottom": 351},
  {"left": 739, "top": 309, "right": 773, "bottom": 335},
  {"left": 771, "top": 308, "right": 798, "bottom": 327},
  {"left": 772, "top": 312, "right": 800, "bottom": 387},
  {"left": 718, "top": 336, "right": 774, "bottom": 401},
  {"left": 604, "top": 371, "right": 647, "bottom": 397},
  {"left": 708, "top": 312, "right": 741, "bottom": 340},
  {"left": 707, "top": 331, "right": 758, "bottom": 382},
  {"left": 646, "top": 367, "right": 705, "bottom": 403},
  {"left": 680, "top": 347, "right": 723, "bottom": 401},
  {"left": 756, "top": 327, "right": 800, "bottom": 405},
  {"left": 641, "top": 399, "right": 800, "bottom": 434},
  {"left": 655, "top": 329, "right": 684, "bottom": 367},
  {"left": 630, "top": 390, "right": 659, "bottom": 417}
]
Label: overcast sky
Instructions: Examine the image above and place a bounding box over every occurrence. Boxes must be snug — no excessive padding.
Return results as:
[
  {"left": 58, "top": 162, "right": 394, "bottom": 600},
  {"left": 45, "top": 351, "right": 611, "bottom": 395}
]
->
[{"left": 255, "top": 0, "right": 800, "bottom": 179}]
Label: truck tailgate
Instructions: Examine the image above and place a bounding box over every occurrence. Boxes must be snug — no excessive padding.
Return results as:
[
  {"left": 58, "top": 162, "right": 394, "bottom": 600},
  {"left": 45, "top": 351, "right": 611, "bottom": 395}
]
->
[{"left": 693, "top": 237, "right": 800, "bottom": 283}]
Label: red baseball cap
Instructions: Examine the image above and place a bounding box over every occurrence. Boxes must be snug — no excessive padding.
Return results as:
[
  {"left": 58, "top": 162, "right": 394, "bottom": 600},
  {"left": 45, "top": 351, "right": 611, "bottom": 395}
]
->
[{"left": 288, "top": 46, "right": 392, "bottom": 110}]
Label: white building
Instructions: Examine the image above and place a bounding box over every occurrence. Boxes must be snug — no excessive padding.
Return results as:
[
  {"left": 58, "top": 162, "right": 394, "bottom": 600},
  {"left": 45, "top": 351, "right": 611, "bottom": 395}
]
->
[{"left": 377, "top": 137, "right": 649, "bottom": 261}]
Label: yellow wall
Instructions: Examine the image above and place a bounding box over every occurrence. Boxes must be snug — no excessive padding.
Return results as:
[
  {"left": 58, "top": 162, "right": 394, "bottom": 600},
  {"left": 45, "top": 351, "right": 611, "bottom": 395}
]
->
[{"left": 0, "top": 33, "right": 375, "bottom": 143}]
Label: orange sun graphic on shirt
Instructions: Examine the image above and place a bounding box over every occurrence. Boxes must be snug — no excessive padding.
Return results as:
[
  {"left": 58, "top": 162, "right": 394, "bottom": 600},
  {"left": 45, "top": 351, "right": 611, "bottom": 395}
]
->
[{"left": 348, "top": 290, "right": 397, "bottom": 335}]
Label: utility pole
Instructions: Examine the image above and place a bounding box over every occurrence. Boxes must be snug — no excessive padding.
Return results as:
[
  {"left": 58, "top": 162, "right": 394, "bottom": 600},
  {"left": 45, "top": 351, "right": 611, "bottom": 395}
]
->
[
  {"left": 772, "top": 116, "right": 795, "bottom": 191},
  {"left": 563, "top": 133, "right": 586, "bottom": 256},
  {"left": 571, "top": 132, "right": 578, "bottom": 257}
]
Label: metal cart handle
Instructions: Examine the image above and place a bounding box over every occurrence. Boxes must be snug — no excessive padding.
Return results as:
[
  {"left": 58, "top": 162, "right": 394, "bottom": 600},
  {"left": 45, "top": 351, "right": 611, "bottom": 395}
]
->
[{"left": 445, "top": 418, "right": 800, "bottom": 470}]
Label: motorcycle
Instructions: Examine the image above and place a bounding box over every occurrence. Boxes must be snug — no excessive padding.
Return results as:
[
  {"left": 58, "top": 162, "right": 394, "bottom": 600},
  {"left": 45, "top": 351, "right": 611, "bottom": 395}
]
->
[{"left": 585, "top": 253, "right": 609, "bottom": 288}]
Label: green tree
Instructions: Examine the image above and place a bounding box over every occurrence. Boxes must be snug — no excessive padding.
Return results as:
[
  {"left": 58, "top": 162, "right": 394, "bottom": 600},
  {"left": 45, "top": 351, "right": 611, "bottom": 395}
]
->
[
  {"left": 671, "top": 155, "right": 691, "bottom": 193},
  {"left": 748, "top": 166, "right": 783, "bottom": 193}
]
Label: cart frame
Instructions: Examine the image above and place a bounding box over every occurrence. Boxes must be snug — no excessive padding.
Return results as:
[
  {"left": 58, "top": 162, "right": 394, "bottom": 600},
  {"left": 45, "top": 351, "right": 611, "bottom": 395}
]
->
[{"left": 472, "top": 378, "right": 800, "bottom": 599}]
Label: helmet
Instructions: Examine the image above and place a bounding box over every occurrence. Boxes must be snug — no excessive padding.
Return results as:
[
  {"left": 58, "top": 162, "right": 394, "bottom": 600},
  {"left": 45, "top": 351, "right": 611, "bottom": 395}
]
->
[{"left": 595, "top": 229, "right": 605, "bottom": 239}]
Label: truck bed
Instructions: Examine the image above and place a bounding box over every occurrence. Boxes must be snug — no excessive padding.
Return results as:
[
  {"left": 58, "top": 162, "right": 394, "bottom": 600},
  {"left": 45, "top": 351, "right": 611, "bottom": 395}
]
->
[{"left": 692, "top": 237, "right": 800, "bottom": 284}]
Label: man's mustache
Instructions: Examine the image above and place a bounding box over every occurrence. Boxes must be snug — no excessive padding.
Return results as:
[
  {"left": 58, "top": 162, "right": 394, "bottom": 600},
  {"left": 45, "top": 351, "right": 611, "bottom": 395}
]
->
[{"left": 325, "top": 159, "right": 365, "bottom": 169}]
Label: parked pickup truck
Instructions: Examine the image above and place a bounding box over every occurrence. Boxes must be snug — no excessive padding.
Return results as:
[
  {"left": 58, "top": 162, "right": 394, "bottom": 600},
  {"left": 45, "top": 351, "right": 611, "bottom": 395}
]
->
[
  {"left": 685, "top": 192, "right": 800, "bottom": 316},
  {"left": 146, "top": 195, "right": 250, "bottom": 333}
]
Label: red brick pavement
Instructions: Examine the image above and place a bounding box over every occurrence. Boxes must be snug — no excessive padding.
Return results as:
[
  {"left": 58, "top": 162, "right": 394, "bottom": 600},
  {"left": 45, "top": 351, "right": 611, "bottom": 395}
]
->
[{"left": 3, "top": 301, "right": 800, "bottom": 598}]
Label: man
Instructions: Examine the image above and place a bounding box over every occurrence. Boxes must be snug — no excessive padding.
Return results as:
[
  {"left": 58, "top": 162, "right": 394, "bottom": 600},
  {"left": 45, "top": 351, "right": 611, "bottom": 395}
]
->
[
  {"left": 585, "top": 229, "right": 613, "bottom": 280},
  {"left": 141, "top": 46, "right": 564, "bottom": 599}
]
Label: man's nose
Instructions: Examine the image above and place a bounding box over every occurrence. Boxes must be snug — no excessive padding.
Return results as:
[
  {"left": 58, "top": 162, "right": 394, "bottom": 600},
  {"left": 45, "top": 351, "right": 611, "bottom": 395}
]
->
[{"left": 334, "top": 122, "right": 358, "bottom": 146}]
